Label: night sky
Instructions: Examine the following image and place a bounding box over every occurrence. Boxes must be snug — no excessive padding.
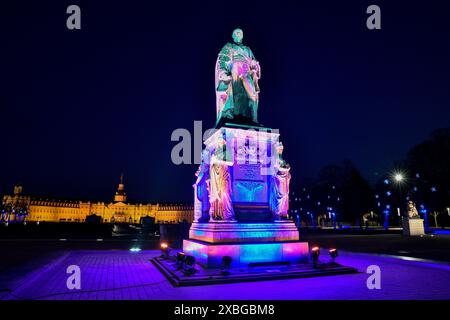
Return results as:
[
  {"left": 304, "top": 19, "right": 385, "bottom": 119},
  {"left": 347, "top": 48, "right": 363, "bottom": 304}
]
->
[{"left": 2, "top": 1, "right": 450, "bottom": 203}]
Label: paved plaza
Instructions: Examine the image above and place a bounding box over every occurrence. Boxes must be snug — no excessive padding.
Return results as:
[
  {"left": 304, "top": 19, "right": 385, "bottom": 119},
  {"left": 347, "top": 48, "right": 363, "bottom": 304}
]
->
[{"left": 1, "top": 248, "right": 449, "bottom": 300}]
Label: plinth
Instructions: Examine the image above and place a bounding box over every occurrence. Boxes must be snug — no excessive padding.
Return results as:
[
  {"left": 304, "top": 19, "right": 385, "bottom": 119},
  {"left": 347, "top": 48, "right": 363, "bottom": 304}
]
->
[
  {"left": 402, "top": 218, "right": 425, "bottom": 236},
  {"left": 184, "top": 124, "right": 309, "bottom": 268},
  {"left": 184, "top": 220, "right": 308, "bottom": 268}
]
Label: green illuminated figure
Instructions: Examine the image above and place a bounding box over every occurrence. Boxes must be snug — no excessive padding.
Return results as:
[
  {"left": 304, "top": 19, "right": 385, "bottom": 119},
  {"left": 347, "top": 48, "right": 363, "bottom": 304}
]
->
[{"left": 215, "top": 28, "right": 261, "bottom": 126}]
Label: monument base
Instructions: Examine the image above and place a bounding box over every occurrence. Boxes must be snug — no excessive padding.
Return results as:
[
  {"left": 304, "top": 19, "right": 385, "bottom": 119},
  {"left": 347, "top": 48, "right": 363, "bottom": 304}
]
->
[
  {"left": 402, "top": 218, "right": 425, "bottom": 236},
  {"left": 189, "top": 221, "right": 299, "bottom": 243},
  {"left": 183, "top": 239, "right": 309, "bottom": 268},
  {"left": 151, "top": 255, "right": 359, "bottom": 287}
]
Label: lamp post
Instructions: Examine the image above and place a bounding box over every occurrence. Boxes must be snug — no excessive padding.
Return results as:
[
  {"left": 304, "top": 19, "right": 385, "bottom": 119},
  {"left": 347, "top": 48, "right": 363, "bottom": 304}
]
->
[{"left": 392, "top": 172, "right": 405, "bottom": 225}]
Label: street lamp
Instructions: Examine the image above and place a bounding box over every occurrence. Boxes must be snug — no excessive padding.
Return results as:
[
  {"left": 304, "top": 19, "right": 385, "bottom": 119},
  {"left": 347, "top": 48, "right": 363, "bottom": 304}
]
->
[
  {"left": 394, "top": 173, "right": 404, "bottom": 182},
  {"left": 391, "top": 171, "right": 406, "bottom": 223}
]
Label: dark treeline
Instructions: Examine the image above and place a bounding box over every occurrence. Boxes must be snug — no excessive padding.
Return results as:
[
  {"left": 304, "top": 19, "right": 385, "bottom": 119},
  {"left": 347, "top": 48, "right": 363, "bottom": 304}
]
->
[{"left": 290, "top": 128, "right": 450, "bottom": 228}]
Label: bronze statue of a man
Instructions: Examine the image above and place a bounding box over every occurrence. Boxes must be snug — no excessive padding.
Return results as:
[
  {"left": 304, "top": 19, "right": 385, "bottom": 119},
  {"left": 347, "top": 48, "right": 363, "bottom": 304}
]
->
[{"left": 215, "top": 28, "right": 261, "bottom": 126}]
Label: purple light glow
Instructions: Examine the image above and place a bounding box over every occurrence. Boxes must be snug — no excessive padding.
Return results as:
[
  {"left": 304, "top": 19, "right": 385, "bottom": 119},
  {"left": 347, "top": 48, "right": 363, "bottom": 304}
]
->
[{"left": 2, "top": 250, "right": 450, "bottom": 300}]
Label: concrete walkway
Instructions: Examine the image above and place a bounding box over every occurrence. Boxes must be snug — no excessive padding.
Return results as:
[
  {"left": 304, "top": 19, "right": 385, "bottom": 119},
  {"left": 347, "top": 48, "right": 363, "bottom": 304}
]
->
[{"left": 1, "top": 249, "right": 449, "bottom": 300}]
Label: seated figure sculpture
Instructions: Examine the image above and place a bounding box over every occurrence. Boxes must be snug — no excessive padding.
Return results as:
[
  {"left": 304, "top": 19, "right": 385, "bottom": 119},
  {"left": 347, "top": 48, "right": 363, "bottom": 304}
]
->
[{"left": 407, "top": 200, "right": 420, "bottom": 219}]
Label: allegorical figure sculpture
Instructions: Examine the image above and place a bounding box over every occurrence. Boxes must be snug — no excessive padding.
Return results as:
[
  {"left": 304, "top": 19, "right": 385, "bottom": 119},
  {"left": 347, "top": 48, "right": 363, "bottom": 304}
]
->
[
  {"left": 209, "top": 135, "right": 235, "bottom": 221},
  {"left": 407, "top": 200, "right": 420, "bottom": 219},
  {"left": 215, "top": 28, "right": 261, "bottom": 125},
  {"left": 193, "top": 150, "right": 211, "bottom": 222},
  {"left": 270, "top": 142, "right": 291, "bottom": 220}
]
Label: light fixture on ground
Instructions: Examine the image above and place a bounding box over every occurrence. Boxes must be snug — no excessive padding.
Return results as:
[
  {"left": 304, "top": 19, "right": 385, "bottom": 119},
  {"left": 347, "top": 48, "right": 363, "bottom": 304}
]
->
[
  {"left": 176, "top": 252, "right": 186, "bottom": 268},
  {"left": 329, "top": 248, "right": 338, "bottom": 262},
  {"left": 183, "top": 255, "right": 196, "bottom": 276},
  {"left": 160, "top": 242, "right": 171, "bottom": 259},
  {"left": 221, "top": 256, "right": 232, "bottom": 275},
  {"left": 311, "top": 246, "right": 320, "bottom": 267}
]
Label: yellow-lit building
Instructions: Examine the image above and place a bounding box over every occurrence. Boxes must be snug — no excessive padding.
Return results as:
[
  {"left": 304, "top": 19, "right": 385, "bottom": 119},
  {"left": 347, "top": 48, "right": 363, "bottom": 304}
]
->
[{"left": 1, "top": 178, "right": 193, "bottom": 224}]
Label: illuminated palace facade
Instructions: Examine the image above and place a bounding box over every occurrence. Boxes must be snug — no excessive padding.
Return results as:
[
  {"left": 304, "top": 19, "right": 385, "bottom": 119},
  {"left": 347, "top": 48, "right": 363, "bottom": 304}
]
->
[{"left": 1, "top": 178, "right": 193, "bottom": 224}]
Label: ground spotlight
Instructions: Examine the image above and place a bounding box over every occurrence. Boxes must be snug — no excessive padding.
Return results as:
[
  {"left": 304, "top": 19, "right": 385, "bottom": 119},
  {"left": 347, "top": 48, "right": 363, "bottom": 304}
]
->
[
  {"left": 160, "top": 242, "right": 171, "bottom": 259},
  {"left": 129, "top": 247, "right": 141, "bottom": 252},
  {"left": 176, "top": 252, "right": 186, "bottom": 268},
  {"left": 221, "top": 256, "right": 232, "bottom": 275},
  {"left": 183, "top": 255, "right": 196, "bottom": 276},
  {"left": 311, "top": 246, "right": 320, "bottom": 267},
  {"left": 329, "top": 248, "right": 338, "bottom": 262}
]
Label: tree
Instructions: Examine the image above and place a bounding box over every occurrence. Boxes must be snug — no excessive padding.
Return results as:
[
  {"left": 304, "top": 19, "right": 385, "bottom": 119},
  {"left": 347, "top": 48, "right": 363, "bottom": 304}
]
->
[
  {"left": 406, "top": 128, "right": 450, "bottom": 217},
  {"left": 340, "top": 160, "right": 375, "bottom": 225},
  {"left": 312, "top": 160, "right": 374, "bottom": 225},
  {"left": 430, "top": 211, "right": 440, "bottom": 228}
]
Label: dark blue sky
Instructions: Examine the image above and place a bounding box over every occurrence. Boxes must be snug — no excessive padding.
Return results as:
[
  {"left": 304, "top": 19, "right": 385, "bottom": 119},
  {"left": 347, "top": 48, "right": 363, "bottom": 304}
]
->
[{"left": 2, "top": 1, "right": 450, "bottom": 202}]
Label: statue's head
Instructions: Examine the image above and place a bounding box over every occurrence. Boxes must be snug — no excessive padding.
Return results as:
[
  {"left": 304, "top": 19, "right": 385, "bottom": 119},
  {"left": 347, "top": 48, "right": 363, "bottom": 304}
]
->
[
  {"left": 232, "top": 28, "right": 243, "bottom": 44},
  {"left": 14, "top": 184, "right": 23, "bottom": 195}
]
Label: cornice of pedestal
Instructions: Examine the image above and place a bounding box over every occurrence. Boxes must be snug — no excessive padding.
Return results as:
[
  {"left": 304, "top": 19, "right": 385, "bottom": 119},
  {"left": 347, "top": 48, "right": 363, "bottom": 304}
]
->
[{"left": 204, "top": 126, "right": 281, "bottom": 148}]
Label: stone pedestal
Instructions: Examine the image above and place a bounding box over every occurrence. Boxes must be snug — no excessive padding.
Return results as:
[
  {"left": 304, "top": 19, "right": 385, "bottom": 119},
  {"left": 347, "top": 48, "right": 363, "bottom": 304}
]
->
[
  {"left": 189, "top": 221, "right": 299, "bottom": 243},
  {"left": 402, "top": 218, "right": 425, "bottom": 236},
  {"left": 203, "top": 125, "right": 280, "bottom": 221},
  {"left": 184, "top": 124, "right": 309, "bottom": 268},
  {"left": 183, "top": 238, "right": 309, "bottom": 268},
  {"left": 185, "top": 220, "right": 308, "bottom": 268}
]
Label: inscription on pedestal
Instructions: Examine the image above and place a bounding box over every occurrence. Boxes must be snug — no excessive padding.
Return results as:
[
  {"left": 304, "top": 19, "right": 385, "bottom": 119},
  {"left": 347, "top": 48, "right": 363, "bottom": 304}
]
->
[
  {"left": 234, "top": 163, "right": 264, "bottom": 181},
  {"left": 233, "top": 163, "right": 268, "bottom": 203}
]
